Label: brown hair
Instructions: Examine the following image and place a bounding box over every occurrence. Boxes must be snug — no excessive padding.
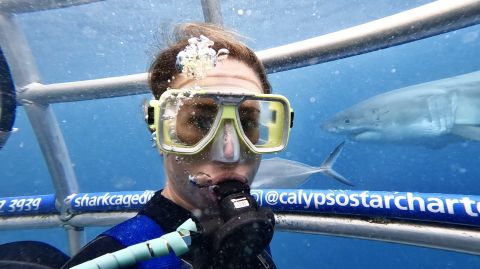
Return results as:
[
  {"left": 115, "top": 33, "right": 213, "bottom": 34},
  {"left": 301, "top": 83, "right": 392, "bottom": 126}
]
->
[{"left": 148, "top": 23, "right": 271, "bottom": 99}]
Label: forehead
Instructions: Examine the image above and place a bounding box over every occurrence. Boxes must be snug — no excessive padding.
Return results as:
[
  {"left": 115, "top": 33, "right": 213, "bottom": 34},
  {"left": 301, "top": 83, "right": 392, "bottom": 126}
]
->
[{"left": 171, "top": 59, "right": 263, "bottom": 94}]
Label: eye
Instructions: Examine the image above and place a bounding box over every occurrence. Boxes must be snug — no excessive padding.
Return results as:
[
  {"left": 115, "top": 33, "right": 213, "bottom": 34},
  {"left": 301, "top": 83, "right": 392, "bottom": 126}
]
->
[
  {"left": 239, "top": 107, "right": 260, "bottom": 131},
  {"left": 188, "top": 116, "right": 214, "bottom": 131},
  {"left": 241, "top": 118, "right": 259, "bottom": 130},
  {"left": 344, "top": 118, "right": 350, "bottom": 124}
]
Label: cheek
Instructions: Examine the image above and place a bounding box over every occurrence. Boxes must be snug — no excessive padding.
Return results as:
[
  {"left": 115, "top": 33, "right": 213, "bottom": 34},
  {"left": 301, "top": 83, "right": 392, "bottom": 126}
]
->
[
  {"left": 247, "top": 155, "right": 262, "bottom": 183},
  {"left": 164, "top": 154, "right": 196, "bottom": 182},
  {"left": 164, "top": 154, "right": 213, "bottom": 197}
]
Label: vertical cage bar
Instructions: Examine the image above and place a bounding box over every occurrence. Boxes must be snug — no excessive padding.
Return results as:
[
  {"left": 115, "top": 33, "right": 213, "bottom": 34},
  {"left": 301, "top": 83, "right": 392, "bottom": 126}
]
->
[
  {"left": 201, "top": 0, "right": 223, "bottom": 26},
  {"left": 66, "top": 225, "right": 86, "bottom": 254},
  {"left": 0, "top": 12, "right": 85, "bottom": 254}
]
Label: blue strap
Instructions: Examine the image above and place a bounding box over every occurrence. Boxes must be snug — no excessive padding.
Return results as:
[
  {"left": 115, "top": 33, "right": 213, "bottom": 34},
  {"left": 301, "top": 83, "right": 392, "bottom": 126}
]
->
[{"left": 103, "top": 214, "right": 182, "bottom": 269}]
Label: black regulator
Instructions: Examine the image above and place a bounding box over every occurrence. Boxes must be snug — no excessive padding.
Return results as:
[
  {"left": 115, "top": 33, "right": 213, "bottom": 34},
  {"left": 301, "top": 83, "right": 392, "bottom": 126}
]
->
[{"left": 196, "top": 180, "right": 275, "bottom": 268}]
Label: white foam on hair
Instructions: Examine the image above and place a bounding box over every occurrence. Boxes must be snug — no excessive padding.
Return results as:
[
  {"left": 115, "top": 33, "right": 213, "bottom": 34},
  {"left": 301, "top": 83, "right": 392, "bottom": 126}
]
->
[{"left": 175, "top": 35, "right": 229, "bottom": 80}]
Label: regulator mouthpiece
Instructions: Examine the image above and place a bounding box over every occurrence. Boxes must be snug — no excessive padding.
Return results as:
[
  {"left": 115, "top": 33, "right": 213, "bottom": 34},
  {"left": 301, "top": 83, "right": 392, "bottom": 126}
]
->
[
  {"left": 214, "top": 180, "right": 254, "bottom": 218},
  {"left": 210, "top": 180, "right": 275, "bottom": 267}
]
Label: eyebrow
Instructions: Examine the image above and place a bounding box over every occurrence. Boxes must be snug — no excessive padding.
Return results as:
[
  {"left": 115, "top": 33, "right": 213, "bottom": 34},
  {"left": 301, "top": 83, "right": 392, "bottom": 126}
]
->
[
  {"left": 192, "top": 102, "right": 218, "bottom": 110},
  {"left": 183, "top": 98, "right": 217, "bottom": 108},
  {"left": 240, "top": 103, "right": 261, "bottom": 113}
]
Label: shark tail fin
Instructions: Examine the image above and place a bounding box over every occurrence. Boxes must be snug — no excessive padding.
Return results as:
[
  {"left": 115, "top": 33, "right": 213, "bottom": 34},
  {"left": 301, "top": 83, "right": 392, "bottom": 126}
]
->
[
  {"left": 451, "top": 125, "right": 480, "bottom": 141},
  {"left": 319, "top": 142, "right": 354, "bottom": 186}
]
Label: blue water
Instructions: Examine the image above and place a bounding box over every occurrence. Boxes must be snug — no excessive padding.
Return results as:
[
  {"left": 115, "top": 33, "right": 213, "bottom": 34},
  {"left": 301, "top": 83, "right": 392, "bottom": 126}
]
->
[{"left": 1, "top": 0, "right": 480, "bottom": 268}]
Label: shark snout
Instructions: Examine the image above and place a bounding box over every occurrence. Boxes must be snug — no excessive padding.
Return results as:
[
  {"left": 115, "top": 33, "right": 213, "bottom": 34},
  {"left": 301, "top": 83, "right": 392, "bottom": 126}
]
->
[{"left": 321, "top": 121, "right": 341, "bottom": 133}]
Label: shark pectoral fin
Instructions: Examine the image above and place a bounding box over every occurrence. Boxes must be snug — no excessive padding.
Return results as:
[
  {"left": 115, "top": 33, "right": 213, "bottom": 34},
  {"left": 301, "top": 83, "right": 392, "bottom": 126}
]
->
[
  {"left": 427, "top": 92, "right": 457, "bottom": 134},
  {"left": 451, "top": 125, "right": 480, "bottom": 141}
]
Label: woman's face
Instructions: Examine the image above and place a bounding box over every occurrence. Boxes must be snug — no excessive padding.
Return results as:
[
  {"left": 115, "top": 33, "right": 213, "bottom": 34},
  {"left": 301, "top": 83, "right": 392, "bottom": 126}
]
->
[{"left": 161, "top": 59, "right": 263, "bottom": 216}]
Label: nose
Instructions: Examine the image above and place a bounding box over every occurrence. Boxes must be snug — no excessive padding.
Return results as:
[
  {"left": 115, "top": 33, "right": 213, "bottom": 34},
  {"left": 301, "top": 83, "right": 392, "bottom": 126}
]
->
[{"left": 210, "top": 120, "right": 240, "bottom": 163}]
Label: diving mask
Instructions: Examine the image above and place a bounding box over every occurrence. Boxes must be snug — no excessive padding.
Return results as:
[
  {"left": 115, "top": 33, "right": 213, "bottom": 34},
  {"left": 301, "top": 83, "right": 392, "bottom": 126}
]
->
[{"left": 146, "top": 88, "right": 294, "bottom": 155}]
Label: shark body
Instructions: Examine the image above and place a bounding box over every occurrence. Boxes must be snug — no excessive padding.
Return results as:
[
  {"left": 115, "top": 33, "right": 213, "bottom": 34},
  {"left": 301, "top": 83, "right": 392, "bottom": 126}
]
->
[{"left": 322, "top": 71, "right": 480, "bottom": 147}]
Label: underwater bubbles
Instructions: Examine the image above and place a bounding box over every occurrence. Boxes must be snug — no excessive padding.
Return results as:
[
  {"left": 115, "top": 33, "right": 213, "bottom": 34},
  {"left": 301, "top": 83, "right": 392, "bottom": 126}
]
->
[
  {"left": 450, "top": 163, "right": 467, "bottom": 174},
  {"left": 111, "top": 176, "right": 136, "bottom": 190},
  {"left": 175, "top": 35, "right": 229, "bottom": 80},
  {"left": 462, "top": 31, "right": 479, "bottom": 44},
  {"left": 175, "top": 156, "right": 184, "bottom": 164},
  {"left": 236, "top": 8, "right": 252, "bottom": 17},
  {"left": 81, "top": 26, "right": 97, "bottom": 39}
]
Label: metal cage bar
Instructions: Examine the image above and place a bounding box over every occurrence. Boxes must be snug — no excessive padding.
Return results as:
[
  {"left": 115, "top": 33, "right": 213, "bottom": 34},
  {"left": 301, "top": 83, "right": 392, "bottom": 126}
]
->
[
  {"left": 258, "top": 0, "right": 480, "bottom": 73},
  {"left": 201, "top": 0, "right": 223, "bottom": 25},
  {"left": 0, "top": 12, "right": 84, "bottom": 254},
  {"left": 15, "top": 0, "right": 480, "bottom": 104},
  {"left": 2, "top": 0, "right": 480, "bottom": 256},
  {"left": 275, "top": 213, "right": 480, "bottom": 256},
  {"left": 1, "top": 212, "right": 479, "bottom": 255},
  {"left": 0, "top": 0, "right": 104, "bottom": 14}
]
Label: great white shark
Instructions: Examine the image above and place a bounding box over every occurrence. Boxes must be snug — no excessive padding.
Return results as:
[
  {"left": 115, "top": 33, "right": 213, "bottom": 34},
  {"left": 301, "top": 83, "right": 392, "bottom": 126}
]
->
[{"left": 321, "top": 71, "right": 480, "bottom": 147}]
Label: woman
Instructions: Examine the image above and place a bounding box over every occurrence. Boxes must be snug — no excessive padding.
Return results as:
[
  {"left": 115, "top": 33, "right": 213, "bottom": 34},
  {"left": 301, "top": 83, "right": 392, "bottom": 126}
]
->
[{"left": 63, "top": 23, "right": 293, "bottom": 269}]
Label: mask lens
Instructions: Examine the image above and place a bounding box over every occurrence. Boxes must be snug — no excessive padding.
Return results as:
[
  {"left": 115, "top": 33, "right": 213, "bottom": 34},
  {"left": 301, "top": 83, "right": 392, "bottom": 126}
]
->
[
  {"left": 158, "top": 90, "right": 291, "bottom": 154},
  {"left": 161, "top": 96, "right": 219, "bottom": 147},
  {"left": 238, "top": 99, "right": 286, "bottom": 149},
  {"left": 238, "top": 100, "right": 260, "bottom": 144},
  {"left": 177, "top": 97, "right": 219, "bottom": 145}
]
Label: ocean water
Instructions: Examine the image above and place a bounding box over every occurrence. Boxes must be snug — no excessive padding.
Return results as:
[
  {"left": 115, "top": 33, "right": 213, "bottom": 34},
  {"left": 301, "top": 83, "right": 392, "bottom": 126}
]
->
[{"left": 1, "top": 0, "right": 480, "bottom": 268}]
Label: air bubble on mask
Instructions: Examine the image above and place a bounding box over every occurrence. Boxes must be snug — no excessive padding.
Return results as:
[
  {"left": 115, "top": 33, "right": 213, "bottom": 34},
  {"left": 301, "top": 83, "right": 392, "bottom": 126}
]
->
[
  {"left": 175, "top": 35, "right": 229, "bottom": 80},
  {"left": 175, "top": 156, "right": 184, "bottom": 164}
]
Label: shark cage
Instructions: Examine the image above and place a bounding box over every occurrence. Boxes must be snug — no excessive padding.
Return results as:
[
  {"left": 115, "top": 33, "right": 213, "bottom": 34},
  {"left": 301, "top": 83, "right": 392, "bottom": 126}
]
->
[{"left": 0, "top": 0, "right": 479, "bottom": 260}]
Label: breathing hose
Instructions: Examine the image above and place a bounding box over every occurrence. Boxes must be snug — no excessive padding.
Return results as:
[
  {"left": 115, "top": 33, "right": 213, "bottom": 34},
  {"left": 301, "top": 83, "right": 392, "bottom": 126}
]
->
[{"left": 70, "top": 218, "right": 197, "bottom": 269}]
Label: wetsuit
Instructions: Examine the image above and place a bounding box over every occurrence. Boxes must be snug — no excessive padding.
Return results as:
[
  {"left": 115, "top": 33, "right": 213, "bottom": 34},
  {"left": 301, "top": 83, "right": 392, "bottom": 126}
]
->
[{"left": 62, "top": 190, "right": 276, "bottom": 269}]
